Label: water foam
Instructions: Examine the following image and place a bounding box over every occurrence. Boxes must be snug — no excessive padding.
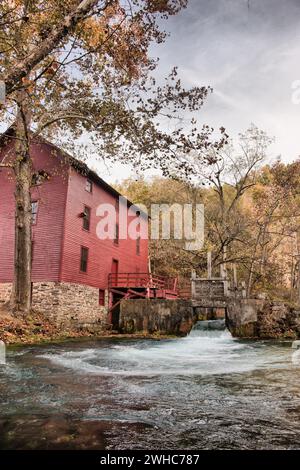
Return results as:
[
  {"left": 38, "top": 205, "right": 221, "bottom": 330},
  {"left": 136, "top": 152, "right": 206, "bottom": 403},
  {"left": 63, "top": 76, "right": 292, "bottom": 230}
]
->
[{"left": 38, "top": 321, "right": 269, "bottom": 377}]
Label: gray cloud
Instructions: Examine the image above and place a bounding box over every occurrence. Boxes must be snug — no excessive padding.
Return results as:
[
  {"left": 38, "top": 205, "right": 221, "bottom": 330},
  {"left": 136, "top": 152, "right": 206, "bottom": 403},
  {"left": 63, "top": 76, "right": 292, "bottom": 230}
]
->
[{"left": 151, "top": 0, "right": 300, "bottom": 162}]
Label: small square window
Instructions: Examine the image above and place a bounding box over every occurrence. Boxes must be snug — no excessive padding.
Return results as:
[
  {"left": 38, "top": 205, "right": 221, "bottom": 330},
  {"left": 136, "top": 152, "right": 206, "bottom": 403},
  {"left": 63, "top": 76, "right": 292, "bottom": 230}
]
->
[
  {"left": 99, "top": 289, "right": 105, "bottom": 306},
  {"left": 85, "top": 179, "right": 93, "bottom": 193},
  {"left": 80, "top": 246, "right": 89, "bottom": 272},
  {"left": 31, "top": 201, "right": 39, "bottom": 225}
]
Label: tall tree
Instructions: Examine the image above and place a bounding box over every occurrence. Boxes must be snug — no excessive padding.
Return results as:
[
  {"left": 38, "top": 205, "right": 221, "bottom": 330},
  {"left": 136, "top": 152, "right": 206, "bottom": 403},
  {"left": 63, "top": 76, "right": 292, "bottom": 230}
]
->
[
  {"left": 169, "top": 124, "right": 272, "bottom": 278},
  {"left": 247, "top": 160, "right": 300, "bottom": 297},
  {"left": 118, "top": 158, "right": 300, "bottom": 301},
  {"left": 0, "top": 0, "right": 225, "bottom": 313}
]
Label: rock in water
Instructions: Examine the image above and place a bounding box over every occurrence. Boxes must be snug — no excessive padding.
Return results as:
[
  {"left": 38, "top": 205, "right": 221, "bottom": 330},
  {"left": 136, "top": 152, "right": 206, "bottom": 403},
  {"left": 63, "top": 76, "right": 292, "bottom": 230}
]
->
[{"left": 292, "top": 349, "right": 300, "bottom": 364}]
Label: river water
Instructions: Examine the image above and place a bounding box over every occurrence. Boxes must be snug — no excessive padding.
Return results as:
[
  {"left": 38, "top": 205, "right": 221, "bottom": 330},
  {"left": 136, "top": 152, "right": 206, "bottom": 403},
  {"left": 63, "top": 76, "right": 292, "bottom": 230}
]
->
[{"left": 1, "top": 321, "right": 300, "bottom": 450}]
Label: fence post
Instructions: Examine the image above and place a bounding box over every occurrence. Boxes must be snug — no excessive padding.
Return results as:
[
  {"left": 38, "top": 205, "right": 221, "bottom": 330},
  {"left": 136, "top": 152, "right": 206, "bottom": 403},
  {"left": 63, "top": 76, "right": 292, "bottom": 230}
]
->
[
  {"left": 191, "top": 270, "right": 196, "bottom": 300},
  {"left": 207, "top": 251, "right": 212, "bottom": 279}
]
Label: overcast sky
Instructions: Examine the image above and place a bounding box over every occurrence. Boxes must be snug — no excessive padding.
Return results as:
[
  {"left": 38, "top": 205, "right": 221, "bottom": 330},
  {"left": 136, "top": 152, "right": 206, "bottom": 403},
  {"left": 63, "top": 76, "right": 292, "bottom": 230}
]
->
[
  {"left": 98, "top": 0, "right": 300, "bottom": 182},
  {"left": 2, "top": 0, "right": 299, "bottom": 182}
]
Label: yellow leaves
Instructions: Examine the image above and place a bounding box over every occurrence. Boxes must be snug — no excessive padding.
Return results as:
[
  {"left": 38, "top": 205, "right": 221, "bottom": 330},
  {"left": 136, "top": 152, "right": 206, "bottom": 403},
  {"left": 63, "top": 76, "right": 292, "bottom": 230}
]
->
[
  {"left": 79, "top": 17, "right": 107, "bottom": 49},
  {"left": 0, "top": 0, "right": 179, "bottom": 93},
  {"left": 43, "top": 61, "right": 60, "bottom": 79},
  {"left": 21, "top": 77, "right": 30, "bottom": 86},
  {"left": 21, "top": 77, "right": 34, "bottom": 93},
  {"left": 6, "top": 0, "right": 23, "bottom": 9},
  {"left": 78, "top": 2, "right": 124, "bottom": 48},
  {"left": 76, "top": 9, "right": 148, "bottom": 82}
]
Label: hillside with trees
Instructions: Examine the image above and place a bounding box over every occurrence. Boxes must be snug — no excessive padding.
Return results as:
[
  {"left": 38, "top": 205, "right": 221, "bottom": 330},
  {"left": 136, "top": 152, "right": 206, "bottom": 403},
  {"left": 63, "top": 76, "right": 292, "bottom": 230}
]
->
[{"left": 117, "top": 128, "right": 300, "bottom": 303}]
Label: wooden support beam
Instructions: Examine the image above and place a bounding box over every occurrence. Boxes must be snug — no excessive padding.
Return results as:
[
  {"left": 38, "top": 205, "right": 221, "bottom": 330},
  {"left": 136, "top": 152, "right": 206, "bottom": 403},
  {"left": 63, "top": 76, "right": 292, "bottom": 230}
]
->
[
  {"left": 233, "top": 263, "right": 238, "bottom": 288},
  {"left": 207, "top": 251, "right": 212, "bottom": 279}
]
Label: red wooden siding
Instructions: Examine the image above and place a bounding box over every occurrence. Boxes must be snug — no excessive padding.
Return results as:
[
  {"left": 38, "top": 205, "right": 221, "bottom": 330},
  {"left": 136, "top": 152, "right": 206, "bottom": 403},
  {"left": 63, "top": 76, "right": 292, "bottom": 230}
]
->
[
  {"left": 0, "top": 141, "right": 68, "bottom": 283},
  {"left": 60, "top": 167, "right": 149, "bottom": 289},
  {"left": 0, "top": 141, "right": 15, "bottom": 282},
  {"left": 0, "top": 137, "right": 149, "bottom": 289}
]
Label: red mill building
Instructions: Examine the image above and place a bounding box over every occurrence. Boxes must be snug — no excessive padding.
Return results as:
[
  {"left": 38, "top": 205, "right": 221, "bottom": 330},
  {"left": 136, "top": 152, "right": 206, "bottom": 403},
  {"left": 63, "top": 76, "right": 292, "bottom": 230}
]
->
[{"left": 0, "top": 128, "right": 180, "bottom": 329}]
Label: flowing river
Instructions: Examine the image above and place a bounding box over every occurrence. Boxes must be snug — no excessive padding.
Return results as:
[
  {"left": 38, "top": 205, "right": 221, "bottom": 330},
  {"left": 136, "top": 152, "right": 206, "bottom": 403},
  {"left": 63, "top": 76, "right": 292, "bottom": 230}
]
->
[{"left": 1, "top": 321, "right": 300, "bottom": 450}]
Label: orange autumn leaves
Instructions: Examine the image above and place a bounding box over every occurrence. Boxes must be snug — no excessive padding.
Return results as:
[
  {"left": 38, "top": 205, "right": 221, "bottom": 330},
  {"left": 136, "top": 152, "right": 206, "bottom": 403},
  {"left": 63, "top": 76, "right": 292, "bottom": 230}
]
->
[
  {"left": 0, "top": 1, "right": 186, "bottom": 88},
  {"left": 77, "top": 3, "right": 151, "bottom": 82}
]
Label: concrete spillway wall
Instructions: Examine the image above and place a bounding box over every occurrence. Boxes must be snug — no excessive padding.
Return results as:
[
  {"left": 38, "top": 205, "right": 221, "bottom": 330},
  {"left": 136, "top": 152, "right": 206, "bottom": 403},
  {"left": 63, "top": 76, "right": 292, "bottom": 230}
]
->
[
  {"left": 119, "top": 299, "right": 194, "bottom": 336},
  {"left": 226, "top": 298, "right": 263, "bottom": 337},
  {"left": 119, "top": 297, "right": 300, "bottom": 339}
]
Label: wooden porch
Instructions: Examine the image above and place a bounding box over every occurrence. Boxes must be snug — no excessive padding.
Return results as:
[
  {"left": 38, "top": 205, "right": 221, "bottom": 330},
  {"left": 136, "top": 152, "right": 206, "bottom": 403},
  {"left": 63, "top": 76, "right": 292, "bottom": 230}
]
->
[
  {"left": 108, "top": 272, "right": 179, "bottom": 301},
  {"left": 107, "top": 273, "right": 191, "bottom": 325}
]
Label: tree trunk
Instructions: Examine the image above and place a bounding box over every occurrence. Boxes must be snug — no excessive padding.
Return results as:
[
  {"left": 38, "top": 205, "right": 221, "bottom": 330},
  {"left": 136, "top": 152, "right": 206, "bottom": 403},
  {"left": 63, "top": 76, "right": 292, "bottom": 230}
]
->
[
  {"left": 295, "top": 232, "right": 300, "bottom": 305},
  {"left": 10, "top": 92, "right": 32, "bottom": 314}
]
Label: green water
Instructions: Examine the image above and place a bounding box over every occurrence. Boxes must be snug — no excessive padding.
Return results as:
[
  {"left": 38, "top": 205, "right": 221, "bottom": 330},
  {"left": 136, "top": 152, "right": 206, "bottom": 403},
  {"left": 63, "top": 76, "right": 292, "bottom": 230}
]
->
[{"left": 1, "top": 325, "right": 300, "bottom": 449}]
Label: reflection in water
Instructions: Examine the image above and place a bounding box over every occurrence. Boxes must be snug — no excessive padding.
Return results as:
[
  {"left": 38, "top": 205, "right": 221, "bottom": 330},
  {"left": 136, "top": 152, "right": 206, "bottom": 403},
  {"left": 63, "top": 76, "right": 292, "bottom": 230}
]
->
[{"left": 1, "top": 321, "right": 300, "bottom": 449}]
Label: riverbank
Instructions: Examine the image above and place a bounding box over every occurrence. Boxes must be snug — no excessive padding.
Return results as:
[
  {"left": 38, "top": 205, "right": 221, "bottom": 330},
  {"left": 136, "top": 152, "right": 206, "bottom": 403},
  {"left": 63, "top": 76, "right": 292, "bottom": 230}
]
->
[
  {"left": 0, "top": 306, "right": 97, "bottom": 345},
  {"left": 0, "top": 306, "right": 176, "bottom": 345},
  {"left": 3, "top": 298, "right": 300, "bottom": 345}
]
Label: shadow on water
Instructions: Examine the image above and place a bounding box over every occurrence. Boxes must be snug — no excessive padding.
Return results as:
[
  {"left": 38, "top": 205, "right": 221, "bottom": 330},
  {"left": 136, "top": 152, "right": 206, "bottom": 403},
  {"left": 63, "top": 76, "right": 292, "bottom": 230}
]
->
[{"left": 1, "top": 321, "right": 300, "bottom": 449}]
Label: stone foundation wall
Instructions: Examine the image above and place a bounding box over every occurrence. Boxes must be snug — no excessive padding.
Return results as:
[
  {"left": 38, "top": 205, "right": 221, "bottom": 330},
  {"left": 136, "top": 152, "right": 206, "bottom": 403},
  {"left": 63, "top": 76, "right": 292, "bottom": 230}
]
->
[
  {"left": 0, "top": 282, "right": 108, "bottom": 328},
  {"left": 226, "top": 298, "right": 300, "bottom": 339},
  {"left": 119, "top": 299, "right": 194, "bottom": 336},
  {"left": 0, "top": 283, "right": 11, "bottom": 304},
  {"left": 256, "top": 302, "right": 300, "bottom": 339}
]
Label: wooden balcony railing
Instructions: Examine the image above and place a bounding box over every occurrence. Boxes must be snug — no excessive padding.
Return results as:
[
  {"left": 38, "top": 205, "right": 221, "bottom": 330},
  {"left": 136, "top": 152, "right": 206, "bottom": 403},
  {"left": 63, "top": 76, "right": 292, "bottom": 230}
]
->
[{"left": 108, "top": 272, "right": 177, "bottom": 292}]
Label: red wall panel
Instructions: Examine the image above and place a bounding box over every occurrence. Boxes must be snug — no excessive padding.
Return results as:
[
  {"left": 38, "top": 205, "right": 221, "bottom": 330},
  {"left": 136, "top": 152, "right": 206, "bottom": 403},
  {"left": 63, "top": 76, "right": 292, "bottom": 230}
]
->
[
  {"left": 60, "top": 168, "right": 149, "bottom": 289},
  {"left": 0, "top": 141, "right": 69, "bottom": 283},
  {"left": 0, "top": 141, "right": 15, "bottom": 282}
]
